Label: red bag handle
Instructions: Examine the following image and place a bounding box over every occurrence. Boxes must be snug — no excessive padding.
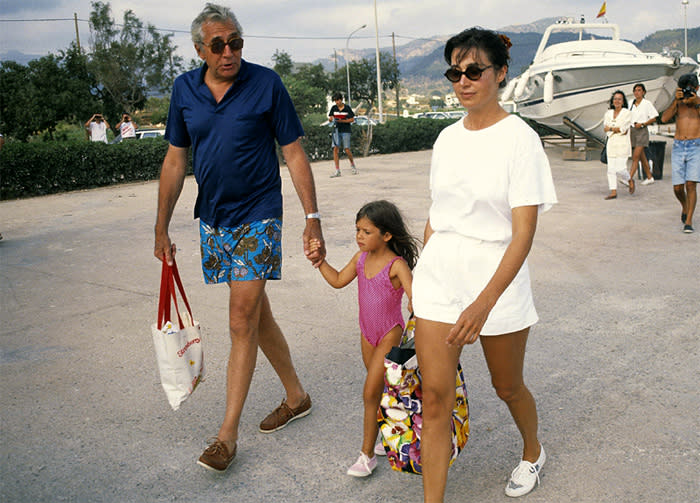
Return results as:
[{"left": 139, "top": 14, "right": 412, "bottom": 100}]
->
[{"left": 157, "top": 256, "right": 194, "bottom": 330}]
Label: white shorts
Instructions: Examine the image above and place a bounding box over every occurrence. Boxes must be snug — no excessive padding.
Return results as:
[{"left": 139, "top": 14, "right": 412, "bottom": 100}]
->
[{"left": 413, "top": 232, "right": 538, "bottom": 335}]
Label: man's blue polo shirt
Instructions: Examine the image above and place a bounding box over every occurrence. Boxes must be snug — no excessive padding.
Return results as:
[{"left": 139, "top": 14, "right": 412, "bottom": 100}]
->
[{"left": 165, "top": 59, "right": 304, "bottom": 228}]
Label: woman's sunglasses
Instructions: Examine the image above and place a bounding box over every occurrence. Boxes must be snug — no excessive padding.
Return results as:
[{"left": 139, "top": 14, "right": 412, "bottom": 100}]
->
[
  {"left": 202, "top": 37, "right": 244, "bottom": 54},
  {"left": 444, "top": 64, "right": 493, "bottom": 83}
]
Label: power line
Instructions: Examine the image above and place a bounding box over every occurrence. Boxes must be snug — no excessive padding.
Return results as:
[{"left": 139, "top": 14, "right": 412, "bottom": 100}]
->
[{"left": 0, "top": 17, "right": 431, "bottom": 42}]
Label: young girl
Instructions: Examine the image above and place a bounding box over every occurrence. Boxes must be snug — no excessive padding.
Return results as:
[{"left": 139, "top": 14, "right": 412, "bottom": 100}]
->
[{"left": 310, "top": 200, "right": 419, "bottom": 477}]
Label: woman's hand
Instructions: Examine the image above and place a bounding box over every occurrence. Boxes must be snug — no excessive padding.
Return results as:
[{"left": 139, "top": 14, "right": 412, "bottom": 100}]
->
[{"left": 446, "top": 295, "right": 495, "bottom": 346}]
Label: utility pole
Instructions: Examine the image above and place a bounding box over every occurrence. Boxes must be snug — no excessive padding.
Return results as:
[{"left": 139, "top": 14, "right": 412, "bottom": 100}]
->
[
  {"left": 74, "top": 12, "right": 81, "bottom": 51},
  {"left": 374, "top": 0, "right": 383, "bottom": 122},
  {"left": 682, "top": 0, "right": 689, "bottom": 57},
  {"left": 392, "top": 32, "right": 400, "bottom": 118}
]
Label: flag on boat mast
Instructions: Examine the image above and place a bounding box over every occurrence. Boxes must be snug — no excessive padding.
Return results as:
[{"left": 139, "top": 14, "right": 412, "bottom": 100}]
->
[{"left": 596, "top": 1, "right": 607, "bottom": 18}]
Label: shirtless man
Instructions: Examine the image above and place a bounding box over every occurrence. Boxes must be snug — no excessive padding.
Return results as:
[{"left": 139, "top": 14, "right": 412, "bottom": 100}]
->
[{"left": 662, "top": 73, "right": 700, "bottom": 233}]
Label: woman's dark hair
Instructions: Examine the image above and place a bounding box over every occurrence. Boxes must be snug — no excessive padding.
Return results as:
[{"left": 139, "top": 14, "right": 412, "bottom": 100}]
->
[
  {"left": 608, "top": 90, "right": 628, "bottom": 109},
  {"left": 633, "top": 83, "right": 646, "bottom": 94},
  {"left": 356, "top": 200, "right": 420, "bottom": 270},
  {"left": 443, "top": 27, "right": 511, "bottom": 88}
]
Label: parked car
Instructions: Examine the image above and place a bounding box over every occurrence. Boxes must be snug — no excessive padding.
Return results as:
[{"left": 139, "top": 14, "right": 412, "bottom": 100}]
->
[
  {"left": 137, "top": 129, "right": 166, "bottom": 139},
  {"left": 320, "top": 115, "right": 377, "bottom": 127},
  {"left": 421, "top": 111, "right": 449, "bottom": 119},
  {"left": 110, "top": 128, "right": 166, "bottom": 144},
  {"left": 354, "top": 115, "right": 377, "bottom": 126},
  {"left": 411, "top": 111, "right": 464, "bottom": 120}
]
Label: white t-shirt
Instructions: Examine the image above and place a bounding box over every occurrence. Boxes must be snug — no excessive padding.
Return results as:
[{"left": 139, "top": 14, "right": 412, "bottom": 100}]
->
[
  {"left": 629, "top": 98, "right": 659, "bottom": 125},
  {"left": 89, "top": 121, "right": 108, "bottom": 143},
  {"left": 120, "top": 121, "right": 136, "bottom": 139},
  {"left": 429, "top": 114, "right": 558, "bottom": 243}
]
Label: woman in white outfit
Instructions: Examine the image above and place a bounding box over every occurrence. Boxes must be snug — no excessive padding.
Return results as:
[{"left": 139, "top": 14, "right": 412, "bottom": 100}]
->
[
  {"left": 412, "top": 28, "right": 557, "bottom": 502},
  {"left": 603, "top": 90, "right": 633, "bottom": 199}
]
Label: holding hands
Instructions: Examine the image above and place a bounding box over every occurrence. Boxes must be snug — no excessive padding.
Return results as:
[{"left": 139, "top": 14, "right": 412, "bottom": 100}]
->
[{"left": 303, "top": 225, "right": 325, "bottom": 268}]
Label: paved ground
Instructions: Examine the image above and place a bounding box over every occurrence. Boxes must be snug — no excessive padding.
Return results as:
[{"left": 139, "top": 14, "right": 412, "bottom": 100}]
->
[{"left": 1, "top": 136, "right": 698, "bottom": 502}]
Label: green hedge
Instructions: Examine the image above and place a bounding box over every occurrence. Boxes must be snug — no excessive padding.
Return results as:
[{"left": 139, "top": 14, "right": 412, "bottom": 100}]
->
[
  {"left": 299, "top": 117, "right": 451, "bottom": 162},
  {"left": 1, "top": 118, "right": 452, "bottom": 200},
  {"left": 1, "top": 138, "right": 173, "bottom": 199}
]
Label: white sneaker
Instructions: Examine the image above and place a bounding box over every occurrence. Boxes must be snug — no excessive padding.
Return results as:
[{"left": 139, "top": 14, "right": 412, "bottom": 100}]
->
[
  {"left": 619, "top": 178, "right": 629, "bottom": 187},
  {"left": 641, "top": 177, "right": 655, "bottom": 185},
  {"left": 351, "top": 165, "right": 358, "bottom": 175},
  {"left": 330, "top": 170, "right": 341, "bottom": 178},
  {"left": 346, "top": 452, "right": 377, "bottom": 477},
  {"left": 505, "top": 445, "right": 546, "bottom": 497},
  {"left": 374, "top": 442, "right": 386, "bottom": 456}
]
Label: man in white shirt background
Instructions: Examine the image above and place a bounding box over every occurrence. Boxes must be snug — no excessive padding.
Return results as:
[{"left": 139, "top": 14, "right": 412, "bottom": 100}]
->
[{"left": 84, "top": 113, "right": 110, "bottom": 143}]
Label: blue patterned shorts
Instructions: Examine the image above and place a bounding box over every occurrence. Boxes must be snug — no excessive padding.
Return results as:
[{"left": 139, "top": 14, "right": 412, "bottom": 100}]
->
[{"left": 199, "top": 218, "right": 282, "bottom": 284}]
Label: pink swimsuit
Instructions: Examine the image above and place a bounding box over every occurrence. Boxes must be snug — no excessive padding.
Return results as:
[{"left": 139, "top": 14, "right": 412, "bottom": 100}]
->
[{"left": 356, "top": 252, "right": 406, "bottom": 347}]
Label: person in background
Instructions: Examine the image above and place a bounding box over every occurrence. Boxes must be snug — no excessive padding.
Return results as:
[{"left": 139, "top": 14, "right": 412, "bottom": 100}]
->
[
  {"left": 328, "top": 92, "right": 357, "bottom": 177},
  {"left": 84, "top": 114, "right": 110, "bottom": 143},
  {"left": 116, "top": 113, "right": 137, "bottom": 140},
  {"left": 628, "top": 83, "right": 659, "bottom": 185},
  {"left": 603, "top": 90, "right": 633, "bottom": 199},
  {"left": 661, "top": 73, "right": 700, "bottom": 233},
  {"left": 154, "top": 3, "right": 324, "bottom": 473},
  {"left": 412, "top": 28, "right": 557, "bottom": 502}
]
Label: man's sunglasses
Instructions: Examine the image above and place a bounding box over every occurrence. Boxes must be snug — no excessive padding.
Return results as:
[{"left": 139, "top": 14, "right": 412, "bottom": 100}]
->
[
  {"left": 202, "top": 37, "right": 244, "bottom": 54},
  {"left": 444, "top": 64, "right": 493, "bottom": 83}
]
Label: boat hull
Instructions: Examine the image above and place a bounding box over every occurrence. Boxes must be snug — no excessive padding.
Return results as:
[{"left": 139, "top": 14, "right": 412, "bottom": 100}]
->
[{"left": 514, "top": 61, "right": 696, "bottom": 140}]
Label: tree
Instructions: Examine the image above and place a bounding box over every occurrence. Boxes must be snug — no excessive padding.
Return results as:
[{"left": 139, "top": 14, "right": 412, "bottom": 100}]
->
[
  {"left": 0, "top": 44, "right": 99, "bottom": 141},
  {"left": 272, "top": 50, "right": 294, "bottom": 77},
  {"left": 331, "top": 52, "right": 400, "bottom": 116},
  {"left": 272, "top": 51, "right": 330, "bottom": 117},
  {"left": 87, "top": 1, "right": 183, "bottom": 116}
]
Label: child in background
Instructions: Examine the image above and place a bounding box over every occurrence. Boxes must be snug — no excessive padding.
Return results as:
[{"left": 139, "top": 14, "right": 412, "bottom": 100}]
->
[{"left": 310, "top": 200, "right": 419, "bottom": 477}]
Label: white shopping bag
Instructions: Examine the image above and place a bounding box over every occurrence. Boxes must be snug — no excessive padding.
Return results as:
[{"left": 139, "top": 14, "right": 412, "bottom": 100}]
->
[{"left": 151, "top": 258, "right": 206, "bottom": 410}]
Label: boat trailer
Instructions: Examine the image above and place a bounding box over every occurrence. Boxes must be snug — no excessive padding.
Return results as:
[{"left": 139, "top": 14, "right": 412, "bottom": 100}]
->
[{"left": 522, "top": 116, "right": 605, "bottom": 161}]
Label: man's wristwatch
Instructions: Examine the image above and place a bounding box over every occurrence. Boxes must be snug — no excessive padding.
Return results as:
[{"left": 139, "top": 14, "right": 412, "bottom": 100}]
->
[{"left": 305, "top": 212, "right": 321, "bottom": 220}]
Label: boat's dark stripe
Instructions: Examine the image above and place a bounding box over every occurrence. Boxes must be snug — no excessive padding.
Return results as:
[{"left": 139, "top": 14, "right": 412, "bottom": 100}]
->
[{"left": 517, "top": 78, "right": 648, "bottom": 107}]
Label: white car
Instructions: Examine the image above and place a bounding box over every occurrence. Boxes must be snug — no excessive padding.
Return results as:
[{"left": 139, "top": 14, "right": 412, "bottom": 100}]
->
[
  {"left": 136, "top": 129, "right": 166, "bottom": 139},
  {"left": 421, "top": 112, "right": 449, "bottom": 119},
  {"left": 320, "top": 115, "right": 377, "bottom": 127},
  {"left": 111, "top": 128, "right": 166, "bottom": 143}
]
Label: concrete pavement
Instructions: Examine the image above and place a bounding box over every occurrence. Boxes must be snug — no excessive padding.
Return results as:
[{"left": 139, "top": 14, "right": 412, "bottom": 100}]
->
[{"left": 0, "top": 137, "right": 698, "bottom": 502}]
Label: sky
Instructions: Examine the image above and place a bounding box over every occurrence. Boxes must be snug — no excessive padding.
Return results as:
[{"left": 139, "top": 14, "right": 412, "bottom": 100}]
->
[{"left": 1, "top": 0, "right": 699, "bottom": 67}]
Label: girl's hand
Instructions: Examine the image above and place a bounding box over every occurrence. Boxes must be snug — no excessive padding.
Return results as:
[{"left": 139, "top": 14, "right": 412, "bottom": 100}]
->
[
  {"left": 309, "top": 238, "right": 322, "bottom": 253},
  {"left": 446, "top": 296, "right": 494, "bottom": 346}
]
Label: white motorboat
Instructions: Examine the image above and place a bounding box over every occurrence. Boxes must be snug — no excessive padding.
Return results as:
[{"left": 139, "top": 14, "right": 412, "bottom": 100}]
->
[{"left": 503, "top": 20, "right": 698, "bottom": 140}]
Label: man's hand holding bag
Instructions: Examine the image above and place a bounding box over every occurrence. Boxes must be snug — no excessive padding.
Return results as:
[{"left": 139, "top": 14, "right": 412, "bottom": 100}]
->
[{"left": 151, "top": 257, "right": 206, "bottom": 410}]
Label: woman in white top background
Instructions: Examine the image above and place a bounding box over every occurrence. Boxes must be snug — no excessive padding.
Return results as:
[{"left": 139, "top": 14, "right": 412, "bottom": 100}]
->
[
  {"left": 412, "top": 28, "right": 557, "bottom": 502},
  {"left": 603, "top": 91, "right": 633, "bottom": 199},
  {"left": 628, "top": 83, "right": 659, "bottom": 185}
]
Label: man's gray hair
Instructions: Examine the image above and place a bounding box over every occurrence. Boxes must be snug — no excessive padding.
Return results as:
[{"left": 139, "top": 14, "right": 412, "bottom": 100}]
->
[{"left": 191, "top": 3, "right": 243, "bottom": 45}]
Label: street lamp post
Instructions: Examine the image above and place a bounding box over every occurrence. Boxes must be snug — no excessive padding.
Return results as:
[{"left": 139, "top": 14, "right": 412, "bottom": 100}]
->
[
  {"left": 346, "top": 24, "right": 366, "bottom": 108},
  {"left": 682, "top": 0, "right": 689, "bottom": 57},
  {"left": 374, "top": 0, "right": 383, "bottom": 122}
]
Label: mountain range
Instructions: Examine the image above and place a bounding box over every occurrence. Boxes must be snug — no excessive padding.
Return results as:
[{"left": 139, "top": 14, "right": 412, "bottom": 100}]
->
[{"left": 2, "top": 17, "right": 697, "bottom": 97}]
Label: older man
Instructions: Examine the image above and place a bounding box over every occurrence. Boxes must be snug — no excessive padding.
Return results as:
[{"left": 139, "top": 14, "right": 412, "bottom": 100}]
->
[{"left": 154, "top": 3, "right": 325, "bottom": 472}]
